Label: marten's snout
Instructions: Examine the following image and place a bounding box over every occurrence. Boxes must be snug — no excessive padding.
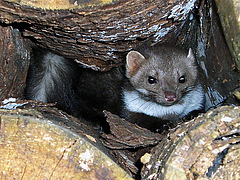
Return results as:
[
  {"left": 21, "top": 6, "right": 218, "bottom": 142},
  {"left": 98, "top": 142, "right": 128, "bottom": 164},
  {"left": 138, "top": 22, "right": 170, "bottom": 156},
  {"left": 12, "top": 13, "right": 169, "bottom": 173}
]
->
[{"left": 164, "top": 91, "right": 177, "bottom": 102}]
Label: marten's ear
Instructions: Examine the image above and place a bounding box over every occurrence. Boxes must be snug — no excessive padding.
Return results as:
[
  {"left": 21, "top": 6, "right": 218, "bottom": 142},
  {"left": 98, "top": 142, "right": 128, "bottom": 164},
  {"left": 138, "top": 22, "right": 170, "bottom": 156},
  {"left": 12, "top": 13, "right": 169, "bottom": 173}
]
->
[
  {"left": 126, "top": 51, "right": 146, "bottom": 77},
  {"left": 186, "top": 48, "right": 195, "bottom": 65}
]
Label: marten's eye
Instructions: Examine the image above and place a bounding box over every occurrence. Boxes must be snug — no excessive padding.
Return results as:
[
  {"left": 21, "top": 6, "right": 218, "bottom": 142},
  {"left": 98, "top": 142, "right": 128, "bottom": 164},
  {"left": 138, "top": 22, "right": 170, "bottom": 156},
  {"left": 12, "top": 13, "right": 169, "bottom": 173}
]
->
[
  {"left": 179, "top": 75, "right": 185, "bottom": 83},
  {"left": 148, "top": 76, "right": 157, "bottom": 84}
]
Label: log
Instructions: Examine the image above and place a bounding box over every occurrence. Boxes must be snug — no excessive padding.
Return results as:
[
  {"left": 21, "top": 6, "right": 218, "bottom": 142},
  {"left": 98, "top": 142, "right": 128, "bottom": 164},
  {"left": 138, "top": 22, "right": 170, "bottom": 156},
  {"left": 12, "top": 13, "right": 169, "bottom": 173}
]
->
[
  {"left": 0, "top": 0, "right": 239, "bottom": 110},
  {"left": 0, "top": 99, "right": 133, "bottom": 179},
  {"left": 194, "top": 0, "right": 240, "bottom": 110},
  {"left": 0, "top": 0, "right": 240, "bottom": 179},
  {"left": 0, "top": 0, "right": 197, "bottom": 70},
  {"left": 215, "top": 0, "right": 240, "bottom": 71},
  {"left": 101, "top": 111, "right": 167, "bottom": 176},
  {"left": 141, "top": 105, "right": 240, "bottom": 180},
  {"left": 0, "top": 100, "right": 239, "bottom": 179},
  {"left": 0, "top": 26, "right": 31, "bottom": 101}
]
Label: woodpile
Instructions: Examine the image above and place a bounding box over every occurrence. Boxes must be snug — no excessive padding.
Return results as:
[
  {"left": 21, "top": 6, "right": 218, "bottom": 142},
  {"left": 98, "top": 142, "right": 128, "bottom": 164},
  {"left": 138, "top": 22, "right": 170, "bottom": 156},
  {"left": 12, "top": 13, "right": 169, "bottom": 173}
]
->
[{"left": 0, "top": 0, "right": 239, "bottom": 179}]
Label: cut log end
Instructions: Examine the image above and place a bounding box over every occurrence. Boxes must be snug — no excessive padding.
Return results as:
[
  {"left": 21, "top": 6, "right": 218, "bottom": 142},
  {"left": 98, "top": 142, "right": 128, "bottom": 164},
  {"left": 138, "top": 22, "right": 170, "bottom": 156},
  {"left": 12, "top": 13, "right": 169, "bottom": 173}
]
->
[
  {"left": 7, "top": 0, "right": 117, "bottom": 10},
  {"left": 0, "top": 107, "right": 133, "bottom": 179},
  {"left": 141, "top": 106, "right": 240, "bottom": 180}
]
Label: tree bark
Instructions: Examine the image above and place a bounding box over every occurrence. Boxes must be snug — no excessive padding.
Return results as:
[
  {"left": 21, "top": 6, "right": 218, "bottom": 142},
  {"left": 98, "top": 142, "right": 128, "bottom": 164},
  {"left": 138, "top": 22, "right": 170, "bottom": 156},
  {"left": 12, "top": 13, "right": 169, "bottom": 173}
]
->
[
  {"left": 193, "top": 0, "right": 240, "bottom": 110},
  {"left": 0, "top": 26, "right": 31, "bottom": 101},
  {"left": 0, "top": 0, "right": 240, "bottom": 179},
  {"left": 0, "top": 0, "right": 197, "bottom": 70},
  {"left": 215, "top": 0, "right": 240, "bottom": 71},
  {"left": 1, "top": 0, "right": 239, "bottom": 110}
]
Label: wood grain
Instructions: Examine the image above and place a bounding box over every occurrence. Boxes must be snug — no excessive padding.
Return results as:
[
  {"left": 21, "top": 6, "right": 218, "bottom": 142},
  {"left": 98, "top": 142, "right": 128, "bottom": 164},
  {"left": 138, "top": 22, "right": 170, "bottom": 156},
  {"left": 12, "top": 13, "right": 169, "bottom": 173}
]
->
[{"left": 0, "top": 106, "right": 132, "bottom": 179}]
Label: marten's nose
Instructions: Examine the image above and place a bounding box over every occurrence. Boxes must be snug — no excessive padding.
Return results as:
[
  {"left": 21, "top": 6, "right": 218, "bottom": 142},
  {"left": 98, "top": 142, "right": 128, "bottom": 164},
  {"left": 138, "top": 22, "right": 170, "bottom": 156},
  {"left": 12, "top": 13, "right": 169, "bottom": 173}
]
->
[{"left": 164, "top": 91, "right": 177, "bottom": 102}]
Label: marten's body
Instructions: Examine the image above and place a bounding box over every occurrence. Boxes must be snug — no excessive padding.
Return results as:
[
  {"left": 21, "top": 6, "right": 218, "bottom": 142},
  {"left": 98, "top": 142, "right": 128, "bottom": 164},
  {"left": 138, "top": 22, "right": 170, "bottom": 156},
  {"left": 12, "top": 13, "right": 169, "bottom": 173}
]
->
[
  {"left": 25, "top": 45, "right": 205, "bottom": 131},
  {"left": 25, "top": 49, "right": 123, "bottom": 123}
]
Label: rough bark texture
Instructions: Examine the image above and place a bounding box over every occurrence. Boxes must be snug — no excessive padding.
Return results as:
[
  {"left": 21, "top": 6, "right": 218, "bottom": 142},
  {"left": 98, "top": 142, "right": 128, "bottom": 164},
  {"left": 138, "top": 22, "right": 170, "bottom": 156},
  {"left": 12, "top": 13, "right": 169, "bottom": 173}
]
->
[
  {"left": 0, "top": 100, "right": 132, "bottom": 179},
  {"left": 0, "top": 0, "right": 239, "bottom": 179},
  {"left": 0, "top": 26, "right": 31, "bottom": 101},
  {"left": 193, "top": 0, "right": 240, "bottom": 110},
  {"left": 215, "top": 0, "right": 240, "bottom": 71},
  {"left": 0, "top": 0, "right": 239, "bottom": 110},
  {"left": 101, "top": 111, "right": 167, "bottom": 177},
  {"left": 0, "top": 0, "right": 197, "bottom": 70},
  {"left": 141, "top": 105, "right": 240, "bottom": 180}
]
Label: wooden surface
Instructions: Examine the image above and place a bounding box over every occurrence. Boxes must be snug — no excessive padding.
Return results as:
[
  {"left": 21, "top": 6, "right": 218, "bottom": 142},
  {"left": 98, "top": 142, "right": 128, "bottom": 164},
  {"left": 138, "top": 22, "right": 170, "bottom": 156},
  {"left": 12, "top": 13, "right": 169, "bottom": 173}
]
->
[
  {"left": 0, "top": 105, "right": 132, "bottom": 179},
  {"left": 8, "top": 0, "right": 116, "bottom": 9},
  {"left": 0, "top": 1, "right": 239, "bottom": 178},
  {"left": 0, "top": 0, "right": 197, "bottom": 70},
  {"left": 1, "top": 0, "right": 239, "bottom": 111},
  {"left": 141, "top": 105, "right": 240, "bottom": 180},
  {"left": 0, "top": 26, "right": 30, "bottom": 101},
  {"left": 194, "top": 0, "right": 240, "bottom": 110},
  {"left": 215, "top": 0, "right": 240, "bottom": 71}
]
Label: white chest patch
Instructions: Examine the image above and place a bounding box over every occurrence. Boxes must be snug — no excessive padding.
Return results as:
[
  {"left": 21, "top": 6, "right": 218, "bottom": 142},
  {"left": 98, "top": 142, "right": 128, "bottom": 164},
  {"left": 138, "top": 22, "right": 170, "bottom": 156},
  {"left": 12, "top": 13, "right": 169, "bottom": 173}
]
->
[{"left": 123, "top": 84, "right": 205, "bottom": 120}]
